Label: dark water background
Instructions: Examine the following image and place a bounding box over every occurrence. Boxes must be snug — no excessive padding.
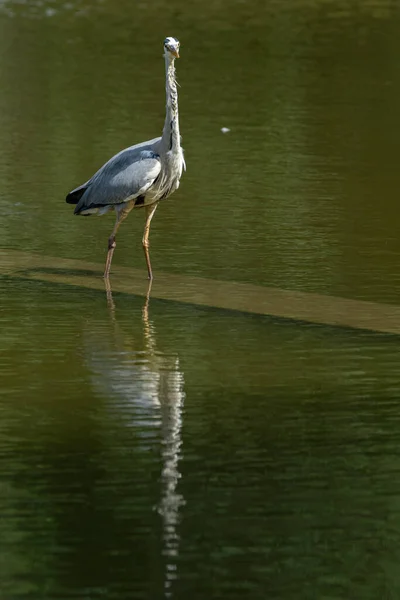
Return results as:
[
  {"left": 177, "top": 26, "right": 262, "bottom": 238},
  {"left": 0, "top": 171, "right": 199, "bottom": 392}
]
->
[{"left": 1, "top": 0, "right": 400, "bottom": 598}]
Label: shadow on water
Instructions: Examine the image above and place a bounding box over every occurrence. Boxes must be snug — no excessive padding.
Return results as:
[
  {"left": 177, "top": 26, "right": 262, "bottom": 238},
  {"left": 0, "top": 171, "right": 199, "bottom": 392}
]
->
[
  {"left": 22, "top": 267, "right": 103, "bottom": 278},
  {"left": 3, "top": 249, "right": 400, "bottom": 335}
]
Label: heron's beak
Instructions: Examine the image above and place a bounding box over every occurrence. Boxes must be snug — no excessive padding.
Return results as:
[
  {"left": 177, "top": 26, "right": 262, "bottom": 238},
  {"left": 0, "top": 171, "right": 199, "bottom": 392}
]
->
[{"left": 171, "top": 48, "right": 179, "bottom": 58}]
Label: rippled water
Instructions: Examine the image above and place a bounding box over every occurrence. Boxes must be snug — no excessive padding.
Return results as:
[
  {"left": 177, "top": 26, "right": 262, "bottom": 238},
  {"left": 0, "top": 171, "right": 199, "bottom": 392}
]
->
[{"left": 1, "top": 0, "right": 400, "bottom": 598}]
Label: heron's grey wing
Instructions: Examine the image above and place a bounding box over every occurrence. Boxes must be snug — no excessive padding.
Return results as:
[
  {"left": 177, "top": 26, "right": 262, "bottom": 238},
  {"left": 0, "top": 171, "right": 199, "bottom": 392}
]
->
[{"left": 71, "top": 148, "right": 162, "bottom": 214}]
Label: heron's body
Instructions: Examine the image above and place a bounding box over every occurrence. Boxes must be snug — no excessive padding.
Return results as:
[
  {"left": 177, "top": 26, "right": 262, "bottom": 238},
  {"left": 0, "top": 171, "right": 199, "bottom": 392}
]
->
[
  {"left": 67, "top": 137, "right": 185, "bottom": 215},
  {"left": 66, "top": 37, "right": 184, "bottom": 279}
]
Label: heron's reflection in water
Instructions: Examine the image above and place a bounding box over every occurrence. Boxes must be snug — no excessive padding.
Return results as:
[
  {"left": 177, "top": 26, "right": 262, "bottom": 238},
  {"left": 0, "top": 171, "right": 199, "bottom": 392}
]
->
[{"left": 88, "top": 280, "right": 185, "bottom": 598}]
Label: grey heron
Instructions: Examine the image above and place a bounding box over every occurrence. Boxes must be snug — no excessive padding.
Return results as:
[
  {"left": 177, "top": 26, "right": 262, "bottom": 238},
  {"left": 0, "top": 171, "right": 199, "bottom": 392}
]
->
[{"left": 66, "top": 36, "right": 185, "bottom": 280}]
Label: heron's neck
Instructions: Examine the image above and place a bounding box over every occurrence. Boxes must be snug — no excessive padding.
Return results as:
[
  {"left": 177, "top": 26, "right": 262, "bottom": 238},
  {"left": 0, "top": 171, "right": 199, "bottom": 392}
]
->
[{"left": 162, "top": 55, "right": 181, "bottom": 154}]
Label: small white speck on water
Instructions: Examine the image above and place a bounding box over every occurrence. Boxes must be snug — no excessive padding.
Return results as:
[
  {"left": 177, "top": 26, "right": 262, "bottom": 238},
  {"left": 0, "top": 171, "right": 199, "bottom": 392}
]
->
[{"left": 221, "top": 127, "right": 230, "bottom": 133}]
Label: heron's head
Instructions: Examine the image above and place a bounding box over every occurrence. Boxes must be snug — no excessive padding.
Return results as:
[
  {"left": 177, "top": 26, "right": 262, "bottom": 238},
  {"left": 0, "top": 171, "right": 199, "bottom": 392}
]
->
[{"left": 164, "top": 37, "right": 180, "bottom": 59}]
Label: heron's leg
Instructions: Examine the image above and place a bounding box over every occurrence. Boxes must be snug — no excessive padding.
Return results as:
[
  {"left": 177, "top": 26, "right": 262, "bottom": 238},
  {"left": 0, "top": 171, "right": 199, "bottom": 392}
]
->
[
  {"left": 104, "top": 202, "right": 133, "bottom": 279},
  {"left": 104, "top": 277, "right": 116, "bottom": 314},
  {"left": 142, "top": 203, "right": 158, "bottom": 280}
]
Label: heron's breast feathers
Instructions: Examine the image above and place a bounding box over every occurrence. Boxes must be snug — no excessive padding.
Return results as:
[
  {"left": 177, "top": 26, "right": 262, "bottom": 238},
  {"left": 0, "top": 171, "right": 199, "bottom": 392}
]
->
[{"left": 155, "top": 148, "right": 185, "bottom": 200}]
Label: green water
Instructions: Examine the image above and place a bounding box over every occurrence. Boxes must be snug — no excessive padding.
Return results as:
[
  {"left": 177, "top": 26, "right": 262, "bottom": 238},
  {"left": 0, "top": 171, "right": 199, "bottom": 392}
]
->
[{"left": 1, "top": 1, "right": 400, "bottom": 598}]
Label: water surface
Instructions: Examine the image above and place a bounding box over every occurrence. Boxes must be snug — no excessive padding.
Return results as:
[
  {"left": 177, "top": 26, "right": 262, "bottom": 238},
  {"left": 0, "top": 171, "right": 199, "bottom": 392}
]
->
[{"left": 1, "top": 1, "right": 400, "bottom": 598}]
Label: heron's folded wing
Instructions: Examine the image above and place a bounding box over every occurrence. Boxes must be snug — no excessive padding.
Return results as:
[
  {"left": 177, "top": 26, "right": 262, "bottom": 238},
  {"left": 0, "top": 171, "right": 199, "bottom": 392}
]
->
[{"left": 74, "top": 150, "right": 162, "bottom": 213}]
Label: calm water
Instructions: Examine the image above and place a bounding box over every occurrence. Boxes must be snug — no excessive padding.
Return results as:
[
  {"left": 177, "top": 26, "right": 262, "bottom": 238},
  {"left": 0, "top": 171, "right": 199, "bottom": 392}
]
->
[{"left": 1, "top": 0, "right": 400, "bottom": 598}]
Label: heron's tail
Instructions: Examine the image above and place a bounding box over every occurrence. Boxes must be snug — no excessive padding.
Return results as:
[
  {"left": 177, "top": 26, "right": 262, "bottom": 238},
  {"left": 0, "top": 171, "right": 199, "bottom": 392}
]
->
[{"left": 66, "top": 184, "right": 88, "bottom": 205}]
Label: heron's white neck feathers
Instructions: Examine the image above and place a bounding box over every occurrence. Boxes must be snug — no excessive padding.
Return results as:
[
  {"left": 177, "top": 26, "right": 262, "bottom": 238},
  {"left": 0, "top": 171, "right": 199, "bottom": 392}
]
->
[{"left": 162, "top": 55, "right": 181, "bottom": 153}]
